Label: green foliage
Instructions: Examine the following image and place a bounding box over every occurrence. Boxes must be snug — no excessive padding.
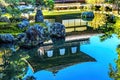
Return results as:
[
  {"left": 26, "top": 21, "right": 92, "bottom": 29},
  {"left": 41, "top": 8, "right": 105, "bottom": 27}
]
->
[
  {"left": 0, "top": 22, "right": 48, "bottom": 35},
  {"left": 109, "top": 64, "right": 117, "bottom": 79},
  {"left": 0, "top": 9, "right": 2, "bottom": 17},
  {"left": 5, "top": 0, "right": 19, "bottom": 5},
  {"left": 88, "top": 13, "right": 106, "bottom": 29},
  {"left": 22, "top": 0, "right": 35, "bottom": 5},
  {"left": 0, "top": 0, "right": 8, "bottom": 6},
  {"left": 44, "top": 0, "right": 54, "bottom": 10},
  {"left": 105, "top": 0, "right": 115, "bottom": 3},
  {"left": 98, "top": 23, "right": 114, "bottom": 32},
  {"left": 114, "top": 17, "right": 120, "bottom": 38},
  {"left": 6, "top": 6, "right": 21, "bottom": 19},
  {"left": 30, "top": 22, "right": 47, "bottom": 28},
  {"left": 98, "top": 16, "right": 120, "bottom": 80},
  {"left": 4, "top": 0, "right": 52, "bottom": 6},
  {"left": 0, "top": 22, "right": 25, "bottom": 34},
  {"left": 1, "top": 49, "right": 29, "bottom": 80},
  {"left": 98, "top": 23, "right": 114, "bottom": 41},
  {"left": 108, "top": 45, "right": 120, "bottom": 80},
  {"left": 22, "top": 9, "right": 31, "bottom": 14}
]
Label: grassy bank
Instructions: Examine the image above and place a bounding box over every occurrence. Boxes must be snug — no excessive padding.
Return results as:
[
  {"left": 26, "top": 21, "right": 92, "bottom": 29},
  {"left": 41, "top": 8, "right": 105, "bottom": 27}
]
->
[
  {"left": 0, "top": 22, "right": 25, "bottom": 35},
  {"left": 0, "top": 9, "right": 83, "bottom": 35},
  {"left": 0, "top": 22, "right": 48, "bottom": 35},
  {"left": 2, "top": 9, "right": 82, "bottom": 18},
  {"left": 43, "top": 9, "right": 82, "bottom": 16}
]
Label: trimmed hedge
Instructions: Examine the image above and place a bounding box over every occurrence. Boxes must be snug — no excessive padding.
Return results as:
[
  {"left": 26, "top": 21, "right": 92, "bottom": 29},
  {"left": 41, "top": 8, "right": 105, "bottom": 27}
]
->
[
  {"left": 0, "top": 22, "right": 47, "bottom": 35},
  {"left": 0, "top": 22, "right": 25, "bottom": 34}
]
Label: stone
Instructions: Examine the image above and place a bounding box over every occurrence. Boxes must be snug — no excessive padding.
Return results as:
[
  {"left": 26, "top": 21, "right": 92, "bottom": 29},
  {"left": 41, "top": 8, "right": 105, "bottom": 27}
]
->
[
  {"left": 50, "top": 22, "right": 66, "bottom": 37},
  {"left": 50, "top": 22, "right": 66, "bottom": 43},
  {"left": 81, "top": 12, "right": 94, "bottom": 21},
  {"left": 17, "top": 19, "right": 29, "bottom": 29},
  {"left": 0, "top": 17, "right": 10, "bottom": 23},
  {"left": 45, "top": 20, "right": 52, "bottom": 32},
  {"left": 35, "top": 10, "right": 44, "bottom": 22},
  {"left": 17, "top": 22, "right": 66, "bottom": 48},
  {"left": 17, "top": 33, "right": 26, "bottom": 40},
  {"left": 17, "top": 24, "right": 46, "bottom": 48},
  {"left": 26, "top": 24, "right": 44, "bottom": 41},
  {"left": 0, "top": 34, "right": 14, "bottom": 43}
]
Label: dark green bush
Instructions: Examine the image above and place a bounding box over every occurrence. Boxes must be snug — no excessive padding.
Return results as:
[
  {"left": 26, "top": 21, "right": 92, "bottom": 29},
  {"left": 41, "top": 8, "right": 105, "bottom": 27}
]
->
[{"left": 0, "top": 22, "right": 47, "bottom": 35}]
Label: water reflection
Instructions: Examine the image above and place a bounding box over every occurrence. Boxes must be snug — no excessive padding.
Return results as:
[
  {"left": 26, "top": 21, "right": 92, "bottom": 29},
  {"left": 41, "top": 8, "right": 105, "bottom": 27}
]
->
[
  {"left": 88, "top": 13, "right": 106, "bottom": 29},
  {"left": 0, "top": 13, "right": 117, "bottom": 80},
  {"left": 59, "top": 48, "right": 65, "bottom": 55},
  {"left": 71, "top": 47, "right": 77, "bottom": 54},
  {"left": 0, "top": 34, "right": 119, "bottom": 80},
  {"left": 45, "top": 13, "right": 107, "bottom": 32},
  {"left": 81, "top": 35, "right": 119, "bottom": 80},
  {"left": 0, "top": 37, "right": 92, "bottom": 80},
  {"left": 47, "top": 50, "right": 53, "bottom": 57},
  {"left": 109, "top": 44, "right": 120, "bottom": 80},
  {"left": 0, "top": 46, "right": 28, "bottom": 80},
  {"left": 25, "top": 34, "right": 119, "bottom": 80}
]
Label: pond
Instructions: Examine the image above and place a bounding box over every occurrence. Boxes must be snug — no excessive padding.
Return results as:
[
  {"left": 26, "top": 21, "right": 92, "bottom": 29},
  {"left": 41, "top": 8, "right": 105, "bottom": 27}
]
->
[
  {"left": 0, "top": 12, "right": 119, "bottom": 80},
  {"left": 23, "top": 34, "right": 119, "bottom": 80}
]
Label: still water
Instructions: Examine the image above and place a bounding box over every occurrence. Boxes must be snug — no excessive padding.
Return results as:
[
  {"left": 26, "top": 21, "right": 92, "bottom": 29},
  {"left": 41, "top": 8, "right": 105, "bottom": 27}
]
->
[{"left": 24, "top": 34, "right": 119, "bottom": 80}]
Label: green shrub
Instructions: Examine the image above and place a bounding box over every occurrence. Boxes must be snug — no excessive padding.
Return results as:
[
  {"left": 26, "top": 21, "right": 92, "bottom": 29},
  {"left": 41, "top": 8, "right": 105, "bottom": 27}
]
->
[{"left": 0, "top": 22, "right": 47, "bottom": 35}]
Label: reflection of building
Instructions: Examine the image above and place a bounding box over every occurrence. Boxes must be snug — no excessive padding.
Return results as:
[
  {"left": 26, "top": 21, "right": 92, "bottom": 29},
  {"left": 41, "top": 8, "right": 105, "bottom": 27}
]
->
[
  {"left": 43, "top": 37, "right": 90, "bottom": 58},
  {"left": 28, "top": 36, "right": 96, "bottom": 72}
]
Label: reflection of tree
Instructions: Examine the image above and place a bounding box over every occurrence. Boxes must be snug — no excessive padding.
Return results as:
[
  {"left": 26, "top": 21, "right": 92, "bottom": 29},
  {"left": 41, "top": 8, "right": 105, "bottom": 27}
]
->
[
  {"left": 98, "top": 23, "right": 114, "bottom": 41},
  {"left": 109, "top": 45, "right": 120, "bottom": 80},
  {"left": 98, "top": 16, "right": 120, "bottom": 80},
  {"left": 25, "top": 75, "right": 36, "bottom": 80},
  {"left": 115, "top": 45, "right": 120, "bottom": 78},
  {"left": 97, "top": 14, "right": 116, "bottom": 41},
  {"left": 88, "top": 13, "right": 106, "bottom": 29},
  {"left": 52, "top": 70, "right": 58, "bottom": 77},
  {"left": 0, "top": 47, "right": 30, "bottom": 80},
  {"left": 114, "top": 17, "right": 120, "bottom": 38}
]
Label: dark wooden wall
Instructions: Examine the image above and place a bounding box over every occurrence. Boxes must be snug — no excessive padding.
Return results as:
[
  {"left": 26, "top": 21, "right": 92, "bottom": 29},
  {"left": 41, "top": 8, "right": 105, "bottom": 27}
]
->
[{"left": 55, "top": 0, "right": 85, "bottom": 3}]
